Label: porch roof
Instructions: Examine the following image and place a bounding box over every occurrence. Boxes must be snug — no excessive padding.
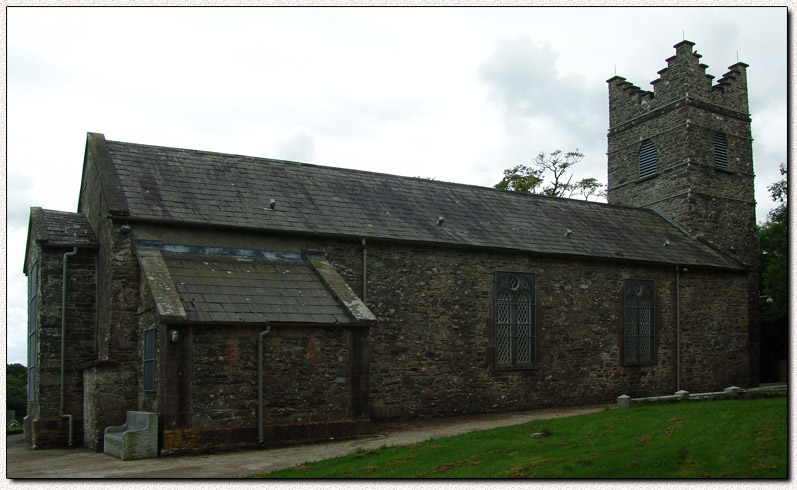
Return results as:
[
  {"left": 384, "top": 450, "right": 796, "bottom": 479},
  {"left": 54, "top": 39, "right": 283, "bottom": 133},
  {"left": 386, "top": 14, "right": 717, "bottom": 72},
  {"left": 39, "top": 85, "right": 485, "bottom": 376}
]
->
[{"left": 136, "top": 242, "right": 374, "bottom": 326}]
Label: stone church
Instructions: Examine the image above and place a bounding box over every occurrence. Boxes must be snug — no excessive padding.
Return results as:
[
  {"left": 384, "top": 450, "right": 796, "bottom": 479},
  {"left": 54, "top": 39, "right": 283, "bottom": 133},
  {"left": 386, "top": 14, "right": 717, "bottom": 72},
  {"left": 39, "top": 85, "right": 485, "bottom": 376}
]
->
[{"left": 24, "top": 40, "right": 758, "bottom": 453}]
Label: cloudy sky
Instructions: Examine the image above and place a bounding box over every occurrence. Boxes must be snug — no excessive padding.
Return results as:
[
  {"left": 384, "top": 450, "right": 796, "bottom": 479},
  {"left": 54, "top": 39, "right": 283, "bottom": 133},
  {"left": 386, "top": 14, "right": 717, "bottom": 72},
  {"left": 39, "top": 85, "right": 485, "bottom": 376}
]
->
[{"left": 5, "top": 6, "right": 788, "bottom": 365}]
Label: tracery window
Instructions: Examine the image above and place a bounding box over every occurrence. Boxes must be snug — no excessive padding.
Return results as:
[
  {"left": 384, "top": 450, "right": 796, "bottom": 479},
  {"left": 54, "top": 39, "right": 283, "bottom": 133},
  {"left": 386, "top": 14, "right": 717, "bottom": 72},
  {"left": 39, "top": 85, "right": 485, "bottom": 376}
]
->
[
  {"left": 623, "top": 279, "right": 655, "bottom": 364},
  {"left": 494, "top": 272, "right": 536, "bottom": 368},
  {"left": 639, "top": 139, "right": 658, "bottom": 179}
]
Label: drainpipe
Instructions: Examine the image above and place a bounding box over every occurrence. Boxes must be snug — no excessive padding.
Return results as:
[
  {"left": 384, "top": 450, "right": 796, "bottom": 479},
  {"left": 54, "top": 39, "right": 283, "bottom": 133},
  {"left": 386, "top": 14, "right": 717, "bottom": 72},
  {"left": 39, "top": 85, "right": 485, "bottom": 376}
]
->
[
  {"left": 361, "top": 239, "right": 367, "bottom": 304},
  {"left": 257, "top": 326, "right": 272, "bottom": 445},
  {"left": 675, "top": 265, "right": 681, "bottom": 392},
  {"left": 62, "top": 247, "right": 78, "bottom": 447}
]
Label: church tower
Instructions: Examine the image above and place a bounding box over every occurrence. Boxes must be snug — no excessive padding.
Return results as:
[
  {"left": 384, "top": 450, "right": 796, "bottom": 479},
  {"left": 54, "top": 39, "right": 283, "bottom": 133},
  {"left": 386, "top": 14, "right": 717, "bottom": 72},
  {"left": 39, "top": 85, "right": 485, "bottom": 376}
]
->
[
  {"left": 606, "top": 40, "right": 759, "bottom": 384},
  {"left": 606, "top": 40, "right": 756, "bottom": 269}
]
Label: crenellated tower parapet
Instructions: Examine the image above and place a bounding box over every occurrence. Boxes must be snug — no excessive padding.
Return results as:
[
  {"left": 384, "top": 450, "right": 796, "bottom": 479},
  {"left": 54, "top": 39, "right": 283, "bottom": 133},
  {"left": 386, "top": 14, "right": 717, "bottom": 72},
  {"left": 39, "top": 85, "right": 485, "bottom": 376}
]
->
[{"left": 608, "top": 41, "right": 751, "bottom": 132}]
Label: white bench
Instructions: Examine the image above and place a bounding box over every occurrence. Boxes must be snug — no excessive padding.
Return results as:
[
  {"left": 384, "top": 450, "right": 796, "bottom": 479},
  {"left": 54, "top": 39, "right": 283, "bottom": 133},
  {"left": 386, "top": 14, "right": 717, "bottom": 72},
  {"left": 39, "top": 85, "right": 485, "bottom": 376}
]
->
[{"left": 104, "top": 411, "right": 158, "bottom": 460}]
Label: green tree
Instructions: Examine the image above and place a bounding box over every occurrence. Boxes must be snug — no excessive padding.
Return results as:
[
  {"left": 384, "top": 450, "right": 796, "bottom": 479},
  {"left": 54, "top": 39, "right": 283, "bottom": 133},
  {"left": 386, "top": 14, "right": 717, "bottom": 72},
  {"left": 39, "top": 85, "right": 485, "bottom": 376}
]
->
[
  {"left": 758, "top": 163, "right": 788, "bottom": 380},
  {"left": 6, "top": 363, "right": 27, "bottom": 421},
  {"left": 495, "top": 150, "right": 605, "bottom": 200}
]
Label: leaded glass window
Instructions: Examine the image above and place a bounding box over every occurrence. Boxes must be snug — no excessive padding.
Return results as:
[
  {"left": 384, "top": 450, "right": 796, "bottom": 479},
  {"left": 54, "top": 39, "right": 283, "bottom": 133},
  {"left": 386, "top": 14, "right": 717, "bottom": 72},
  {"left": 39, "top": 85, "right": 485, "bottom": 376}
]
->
[
  {"left": 27, "top": 262, "right": 39, "bottom": 402},
  {"left": 623, "top": 279, "right": 654, "bottom": 364},
  {"left": 494, "top": 272, "right": 536, "bottom": 368},
  {"left": 639, "top": 139, "right": 658, "bottom": 178},
  {"left": 143, "top": 327, "right": 156, "bottom": 392}
]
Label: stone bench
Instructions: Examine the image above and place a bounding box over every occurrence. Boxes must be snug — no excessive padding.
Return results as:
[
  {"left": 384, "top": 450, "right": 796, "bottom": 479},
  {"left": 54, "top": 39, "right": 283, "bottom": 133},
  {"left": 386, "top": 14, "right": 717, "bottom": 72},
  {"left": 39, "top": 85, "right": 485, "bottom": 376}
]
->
[{"left": 104, "top": 411, "right": 158, "bottom": 460}]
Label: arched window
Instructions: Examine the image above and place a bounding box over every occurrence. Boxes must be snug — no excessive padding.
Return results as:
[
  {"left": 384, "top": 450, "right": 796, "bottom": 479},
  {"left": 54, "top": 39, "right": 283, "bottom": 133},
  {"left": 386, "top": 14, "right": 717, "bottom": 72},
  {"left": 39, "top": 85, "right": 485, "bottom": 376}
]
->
[
  {"left": 494, "top": 272, "right": 536, "bottom": 368},
  {"left": 714, "top": 131, "right": 729, "bottom": 168},
  {"left": 623, "top": 279, "right": 655, "bottom": 364},
  {"left": 639, "top": 139, "right": 658, "bottom": 178}
]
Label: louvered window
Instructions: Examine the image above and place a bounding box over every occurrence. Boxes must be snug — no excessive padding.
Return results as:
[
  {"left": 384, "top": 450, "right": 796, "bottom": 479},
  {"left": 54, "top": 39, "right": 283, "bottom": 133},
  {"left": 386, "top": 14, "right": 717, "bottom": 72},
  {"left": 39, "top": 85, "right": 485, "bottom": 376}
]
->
[
  {"left": 639, "top": 139, "right": 658, "bottom": 178},
  {"left": 494, "top": 272, "right": 536, "bottom": 368},
  {"left": 714, "top": 131, "right": 729, "bottom": 168},
  {"left": 143, "top": 327, "right": 156, "bottom": 391},
  {"left": 623, "top": 279, "right": 655, "bottom": 364}
]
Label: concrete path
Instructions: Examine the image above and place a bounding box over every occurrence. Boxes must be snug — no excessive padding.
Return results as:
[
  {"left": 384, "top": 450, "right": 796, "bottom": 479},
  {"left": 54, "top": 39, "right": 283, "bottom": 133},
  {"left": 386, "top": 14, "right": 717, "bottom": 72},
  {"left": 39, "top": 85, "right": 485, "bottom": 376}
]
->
[{"left": 6, "top": 403, "right": 610, "bottom": 478}]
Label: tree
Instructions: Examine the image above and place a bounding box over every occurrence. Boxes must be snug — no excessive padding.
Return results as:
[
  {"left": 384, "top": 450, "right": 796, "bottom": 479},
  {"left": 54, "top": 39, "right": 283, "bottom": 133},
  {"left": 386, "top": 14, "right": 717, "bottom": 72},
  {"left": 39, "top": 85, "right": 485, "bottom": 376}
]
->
[
  {"left": 495, "top": 150, "right": 605, "bottom": 200},
  {"left": 494, "top": 164, "right": 543, "bottom": 194},
  {"left": 6, "top": 363, "right": 27, "bottom": 421},
  {"left": 757, "top": 163, "right": 788, "bottom": 380},
  {"left": 7, "top": 363, "right": 26, "bottom": 379}
]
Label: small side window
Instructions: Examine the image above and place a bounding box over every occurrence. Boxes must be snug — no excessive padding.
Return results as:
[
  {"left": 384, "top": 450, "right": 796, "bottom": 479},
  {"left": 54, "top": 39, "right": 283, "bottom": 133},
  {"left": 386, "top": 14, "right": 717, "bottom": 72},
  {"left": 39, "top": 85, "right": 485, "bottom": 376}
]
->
[{"left": 143, "top": 327, "right": 156, "bottom": 392}]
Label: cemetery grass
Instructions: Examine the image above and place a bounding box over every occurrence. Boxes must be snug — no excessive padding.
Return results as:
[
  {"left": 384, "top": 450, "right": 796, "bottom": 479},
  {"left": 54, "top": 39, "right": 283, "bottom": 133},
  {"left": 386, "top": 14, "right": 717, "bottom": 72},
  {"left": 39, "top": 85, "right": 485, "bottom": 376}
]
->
[{"left": 251, "top": 396, "right": 786, "bottom": 478}]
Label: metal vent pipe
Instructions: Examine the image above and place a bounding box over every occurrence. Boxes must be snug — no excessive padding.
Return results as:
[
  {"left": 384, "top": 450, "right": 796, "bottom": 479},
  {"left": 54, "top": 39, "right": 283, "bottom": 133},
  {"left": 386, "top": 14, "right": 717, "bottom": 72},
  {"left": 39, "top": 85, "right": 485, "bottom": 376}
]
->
[
  {"left": 257, "top": 326, "right": 272, "bottom": 445},
  {"left": 61, "top": 247, "right": 78, "bottom": 447}
]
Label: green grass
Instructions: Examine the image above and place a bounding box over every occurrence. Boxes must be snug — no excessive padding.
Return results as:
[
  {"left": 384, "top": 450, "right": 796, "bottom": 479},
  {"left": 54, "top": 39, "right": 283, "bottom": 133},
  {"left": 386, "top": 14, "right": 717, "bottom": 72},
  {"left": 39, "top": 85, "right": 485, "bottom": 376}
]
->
[{"left": 250, "top": 396, "right": 787, "bottom": 478}]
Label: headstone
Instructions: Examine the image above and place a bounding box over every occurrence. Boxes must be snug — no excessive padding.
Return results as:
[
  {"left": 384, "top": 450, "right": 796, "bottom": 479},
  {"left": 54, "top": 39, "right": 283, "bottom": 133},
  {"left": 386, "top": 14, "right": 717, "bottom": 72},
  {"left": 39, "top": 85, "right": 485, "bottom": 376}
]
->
[{"left": 617, "top": 394, "right": 631, "bottom": 409}]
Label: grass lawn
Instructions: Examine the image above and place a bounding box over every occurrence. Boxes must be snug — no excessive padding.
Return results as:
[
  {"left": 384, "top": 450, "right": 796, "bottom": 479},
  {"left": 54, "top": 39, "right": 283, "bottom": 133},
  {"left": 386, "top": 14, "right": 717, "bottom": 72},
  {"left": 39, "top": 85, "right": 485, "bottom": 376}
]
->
[{"left": 251, "top": 396, "right": 787, "bottom": 478}]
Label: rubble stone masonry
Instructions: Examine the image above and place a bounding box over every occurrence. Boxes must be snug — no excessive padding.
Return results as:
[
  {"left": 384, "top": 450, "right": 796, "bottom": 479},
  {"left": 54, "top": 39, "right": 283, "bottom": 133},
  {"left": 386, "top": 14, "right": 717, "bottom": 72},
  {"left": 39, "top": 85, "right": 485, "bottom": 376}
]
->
[{"left": 606, "top": 40, "right": 758, "bottom": 385}]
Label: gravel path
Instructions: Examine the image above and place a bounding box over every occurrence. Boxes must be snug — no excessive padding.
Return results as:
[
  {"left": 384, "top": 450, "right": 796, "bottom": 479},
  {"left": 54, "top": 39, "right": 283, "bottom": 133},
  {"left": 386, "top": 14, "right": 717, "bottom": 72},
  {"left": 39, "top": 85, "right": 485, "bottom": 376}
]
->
[{"left": 6, "top": 403, "right": 610, "bottom": 478}]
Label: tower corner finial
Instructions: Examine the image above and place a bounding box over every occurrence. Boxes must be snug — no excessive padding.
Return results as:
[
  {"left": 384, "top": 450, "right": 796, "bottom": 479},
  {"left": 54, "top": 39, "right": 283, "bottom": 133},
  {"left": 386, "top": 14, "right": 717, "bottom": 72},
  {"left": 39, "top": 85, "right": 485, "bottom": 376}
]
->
[{"left": 673, "top": 39, "right": 696, "bottom": 56}]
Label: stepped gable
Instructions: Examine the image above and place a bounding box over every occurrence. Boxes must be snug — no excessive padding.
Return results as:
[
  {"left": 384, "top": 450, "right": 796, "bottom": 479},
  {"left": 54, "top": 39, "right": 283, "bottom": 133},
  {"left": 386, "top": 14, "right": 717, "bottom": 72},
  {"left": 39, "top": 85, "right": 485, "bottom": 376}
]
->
[{"left": 608, "top": 40, "right": 750, "bottom": 129}]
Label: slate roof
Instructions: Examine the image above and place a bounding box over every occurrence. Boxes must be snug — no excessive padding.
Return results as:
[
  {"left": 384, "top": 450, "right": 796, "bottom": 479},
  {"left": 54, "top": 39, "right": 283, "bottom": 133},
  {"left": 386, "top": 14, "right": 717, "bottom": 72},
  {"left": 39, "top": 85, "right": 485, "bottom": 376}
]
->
[
  {"left": 88, "top": 133, "right": 742, "bottom": 270},
  {"left": 29, "top": 207, "right": 99, "bottom": 248},
  {"left": 163, "top": 252, "right": 353, "bottom": 325}
]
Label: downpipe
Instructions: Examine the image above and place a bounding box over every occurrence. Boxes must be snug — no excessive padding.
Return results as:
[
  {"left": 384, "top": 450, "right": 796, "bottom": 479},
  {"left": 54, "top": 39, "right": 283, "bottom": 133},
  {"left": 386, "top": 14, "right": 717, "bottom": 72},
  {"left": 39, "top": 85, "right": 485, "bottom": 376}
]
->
[
  {"left": 675, "top": 265, "right": 682, "bottom": 392},
  {"left": 62, "top": 247, "right": 78, "bottom": 447},
  {"left": 257, "top": 326, "right": 272, "bottom": 445},
  {"left": 361, "top": 238, "right": 367, "bottom": 304}
]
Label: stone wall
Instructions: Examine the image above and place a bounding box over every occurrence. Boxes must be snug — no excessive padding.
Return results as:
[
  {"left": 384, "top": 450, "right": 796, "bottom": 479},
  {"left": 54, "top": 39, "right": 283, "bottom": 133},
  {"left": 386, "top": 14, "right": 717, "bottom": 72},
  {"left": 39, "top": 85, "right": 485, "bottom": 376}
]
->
[
  {"left": 128, "top": 223, "right": 752, "bottom": 433},
  {"left": 322, "top": 240, "right": 750, "bottom": 418},
  {"left": 26, "top": 246, "right": 97, "bottom": 448},
  {"left": 159, "top": 323, "right": 369, "bottom": 453},
  {"left": 76, "top": 145, "right": 142, "bottom": 451}
]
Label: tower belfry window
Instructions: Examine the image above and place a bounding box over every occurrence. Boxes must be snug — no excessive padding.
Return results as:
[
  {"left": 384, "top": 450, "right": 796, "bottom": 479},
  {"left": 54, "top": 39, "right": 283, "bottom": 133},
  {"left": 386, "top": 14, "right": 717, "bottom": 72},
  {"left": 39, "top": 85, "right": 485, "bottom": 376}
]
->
[
  {"left": 714, "top": 131, "right": 729, "bottom": 168},
  {"left": 639, "top": 139, "right": 658, "bottom": 178}
]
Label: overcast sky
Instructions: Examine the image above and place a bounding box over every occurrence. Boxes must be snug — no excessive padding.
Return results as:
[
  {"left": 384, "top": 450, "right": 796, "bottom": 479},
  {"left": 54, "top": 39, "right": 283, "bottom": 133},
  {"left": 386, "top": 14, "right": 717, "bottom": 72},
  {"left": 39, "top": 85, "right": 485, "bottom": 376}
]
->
[{"left": 5, "top": 6, "right": 788, "bottom": 365}]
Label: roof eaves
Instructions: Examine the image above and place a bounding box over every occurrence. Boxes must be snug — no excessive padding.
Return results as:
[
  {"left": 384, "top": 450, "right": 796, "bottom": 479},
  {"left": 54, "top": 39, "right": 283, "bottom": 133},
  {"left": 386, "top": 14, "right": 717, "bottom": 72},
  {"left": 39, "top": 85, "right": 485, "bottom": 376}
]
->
[
  {"left": 647, "top": 206, "right": 747, "bottom": 270},
  {"left": 131, "top": 215, "right": 744, "bottom": 272}
]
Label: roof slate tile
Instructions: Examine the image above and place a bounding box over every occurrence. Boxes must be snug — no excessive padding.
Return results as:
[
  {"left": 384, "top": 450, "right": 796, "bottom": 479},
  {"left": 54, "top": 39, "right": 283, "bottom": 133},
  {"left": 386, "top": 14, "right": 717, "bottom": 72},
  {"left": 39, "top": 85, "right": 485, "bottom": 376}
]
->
[
  {"left": 162, "top": 252, "right": 353, "bottom": 325},
  {"left": 31, "top": 208, "right": 99, "bottom": 248},
  {"left": 104, "top": 137, "right": 742, "bottom": 270}
]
